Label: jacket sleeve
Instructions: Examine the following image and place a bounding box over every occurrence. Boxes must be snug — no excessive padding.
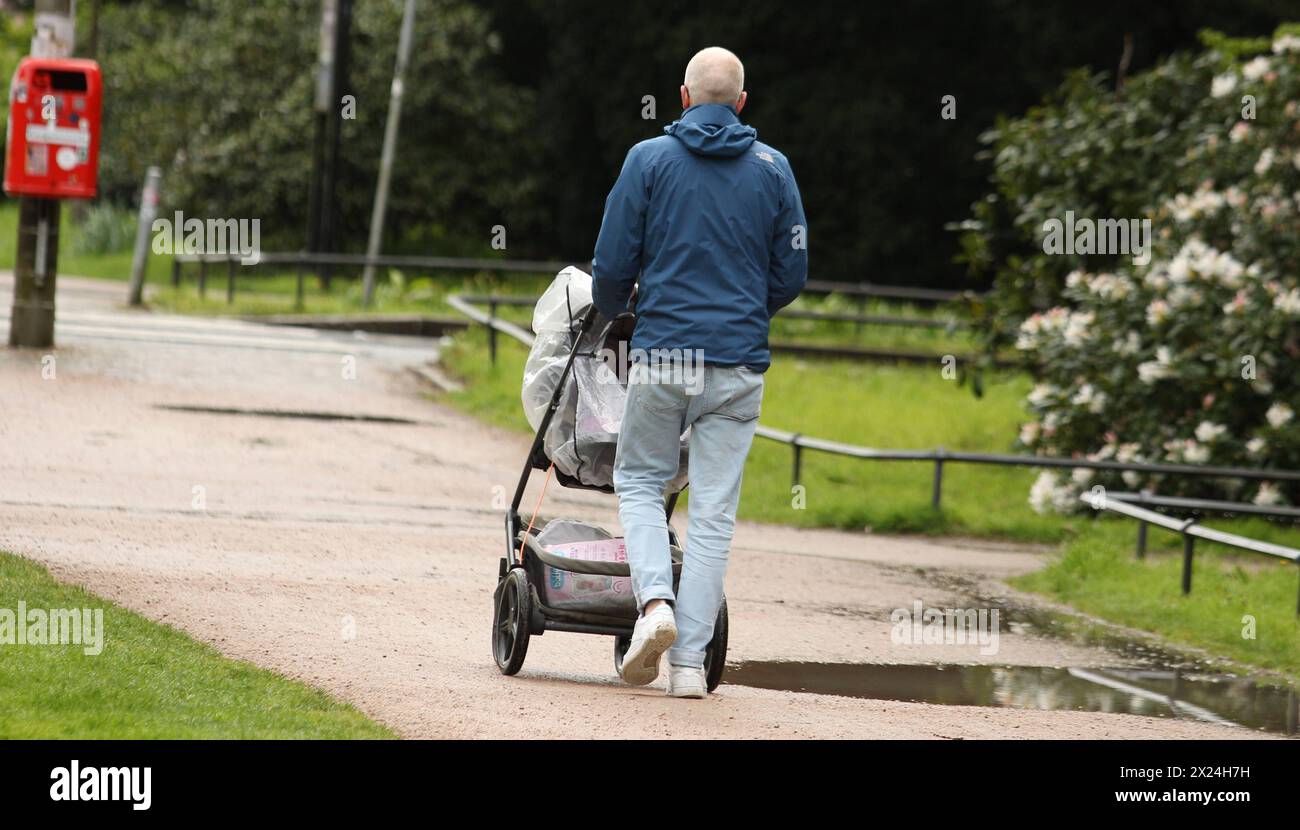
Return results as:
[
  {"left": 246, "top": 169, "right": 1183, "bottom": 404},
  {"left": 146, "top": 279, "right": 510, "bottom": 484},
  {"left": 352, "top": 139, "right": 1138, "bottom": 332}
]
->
[
  {"left": 767, "top": 160, "right": 809, "bottom": 316},
  {"left": 592, "top": 145, "right": 649, "bottom": 319}
]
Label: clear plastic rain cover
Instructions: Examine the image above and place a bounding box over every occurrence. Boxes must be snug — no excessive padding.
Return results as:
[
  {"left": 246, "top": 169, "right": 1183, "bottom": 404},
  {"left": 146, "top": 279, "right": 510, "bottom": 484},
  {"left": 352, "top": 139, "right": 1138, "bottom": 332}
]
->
[{"left": 520, "top": 267, "right": 688, "bottom": 491}]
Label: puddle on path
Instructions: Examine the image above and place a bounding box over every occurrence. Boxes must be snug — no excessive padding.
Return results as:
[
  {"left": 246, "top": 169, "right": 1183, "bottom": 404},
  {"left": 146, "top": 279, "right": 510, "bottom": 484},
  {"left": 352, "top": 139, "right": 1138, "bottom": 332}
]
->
[
  {"left": 725, "top": 570, "right": 1298, "bottom": 734},
  {"left": 724, "top": 661, "right": 1299, "bottom": 735}
]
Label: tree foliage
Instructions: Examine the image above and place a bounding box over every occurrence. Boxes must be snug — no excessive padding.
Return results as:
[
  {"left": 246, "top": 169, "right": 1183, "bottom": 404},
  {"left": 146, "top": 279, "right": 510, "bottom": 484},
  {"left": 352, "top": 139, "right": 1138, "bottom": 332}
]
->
[
  {"left": 94, "top": 0, "right": 532, "bottom": 252},
  {"left": 5, "top": 0, "right": 1298, "bottom": 279}
]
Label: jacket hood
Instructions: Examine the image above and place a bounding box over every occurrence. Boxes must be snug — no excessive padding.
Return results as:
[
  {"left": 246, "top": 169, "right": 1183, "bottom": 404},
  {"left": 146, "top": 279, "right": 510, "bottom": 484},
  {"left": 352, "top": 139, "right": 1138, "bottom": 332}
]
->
[{"left": 664, "top": 103, "right": 757, "bottom": 157}]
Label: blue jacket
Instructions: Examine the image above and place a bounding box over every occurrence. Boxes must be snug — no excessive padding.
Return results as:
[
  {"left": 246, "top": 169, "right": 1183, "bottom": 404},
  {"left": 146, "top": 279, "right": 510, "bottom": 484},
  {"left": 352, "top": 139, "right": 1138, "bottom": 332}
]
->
[{"left": 592, "top": 103, "right": 808, "bottom": 372}]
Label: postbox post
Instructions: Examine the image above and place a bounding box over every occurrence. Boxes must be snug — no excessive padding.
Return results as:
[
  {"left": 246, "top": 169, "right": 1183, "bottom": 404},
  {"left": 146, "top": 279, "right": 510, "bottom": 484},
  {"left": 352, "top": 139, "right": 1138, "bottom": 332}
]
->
[{"left": 5, "top": 4, "right": 101, "bottom": 348}]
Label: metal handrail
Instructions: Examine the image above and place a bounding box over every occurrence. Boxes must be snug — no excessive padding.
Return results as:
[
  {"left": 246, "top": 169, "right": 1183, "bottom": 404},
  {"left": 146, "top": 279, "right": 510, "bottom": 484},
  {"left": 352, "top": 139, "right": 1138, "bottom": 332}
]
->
[
  {"left": 169, "top": 252, "right": 982, "bottom": 303},
  {"left": 1080, "top": 490, "right": 1300, "bottom": 613},
  {"left": 453, "top": 292, "right": 968, "bottom": 329},
  {"left": 1106, "top": 490, "right": 1300, "bottom": 520},
  {"left": 173, "top": 251, "right": 580, "bottom": 273}
]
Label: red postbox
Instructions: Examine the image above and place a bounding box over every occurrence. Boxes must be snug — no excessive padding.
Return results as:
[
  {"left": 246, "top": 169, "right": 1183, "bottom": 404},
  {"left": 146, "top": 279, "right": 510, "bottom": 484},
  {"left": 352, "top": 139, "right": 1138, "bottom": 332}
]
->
[{"left": 4, "top": 57, "right": 102, "bottom": 199}]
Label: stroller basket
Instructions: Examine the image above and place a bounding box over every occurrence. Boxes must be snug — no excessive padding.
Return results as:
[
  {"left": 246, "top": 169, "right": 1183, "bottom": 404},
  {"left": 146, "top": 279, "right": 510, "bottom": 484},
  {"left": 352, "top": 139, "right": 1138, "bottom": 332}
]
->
[{"left": 519, "top": 531, "right": 683, "bottom": 578}]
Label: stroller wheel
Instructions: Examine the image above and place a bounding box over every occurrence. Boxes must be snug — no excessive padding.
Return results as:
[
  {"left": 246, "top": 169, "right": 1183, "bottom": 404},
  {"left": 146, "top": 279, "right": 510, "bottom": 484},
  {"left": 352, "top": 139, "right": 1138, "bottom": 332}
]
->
[
  {"left": 612, "top": 635, "right": 632, "bottom": 675},
  {"left": 492, "top": 568, "right": 531, "bottom": 675},
  {"left": 703, "top": 595, "right": 729, "bottom": 692}
]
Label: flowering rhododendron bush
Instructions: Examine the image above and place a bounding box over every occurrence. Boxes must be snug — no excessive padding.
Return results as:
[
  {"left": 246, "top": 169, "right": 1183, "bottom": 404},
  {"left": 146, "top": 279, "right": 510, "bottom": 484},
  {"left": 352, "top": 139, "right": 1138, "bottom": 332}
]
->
[{"left": 1016, "top": 29, "right": 1300, "bottom": 512}]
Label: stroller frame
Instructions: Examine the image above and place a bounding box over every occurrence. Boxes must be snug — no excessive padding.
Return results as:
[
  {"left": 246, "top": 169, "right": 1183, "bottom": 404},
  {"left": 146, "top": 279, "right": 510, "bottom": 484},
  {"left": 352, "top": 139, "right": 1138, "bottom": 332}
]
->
[{"left": 492, "top": 304, "right": 728, "bottom": 690}]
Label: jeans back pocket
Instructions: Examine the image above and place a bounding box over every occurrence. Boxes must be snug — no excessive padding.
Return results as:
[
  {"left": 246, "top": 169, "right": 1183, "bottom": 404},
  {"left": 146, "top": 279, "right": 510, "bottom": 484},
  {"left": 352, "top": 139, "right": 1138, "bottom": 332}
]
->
[{"left": 715, "top": 367, "right": 764, "bottom": 421}]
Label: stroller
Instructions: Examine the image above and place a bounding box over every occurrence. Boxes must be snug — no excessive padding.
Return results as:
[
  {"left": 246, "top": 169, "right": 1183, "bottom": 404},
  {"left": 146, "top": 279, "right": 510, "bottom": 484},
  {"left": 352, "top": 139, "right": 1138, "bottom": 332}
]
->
[{"left": 492, "top": 268, "right": 728, "bottom": 691}]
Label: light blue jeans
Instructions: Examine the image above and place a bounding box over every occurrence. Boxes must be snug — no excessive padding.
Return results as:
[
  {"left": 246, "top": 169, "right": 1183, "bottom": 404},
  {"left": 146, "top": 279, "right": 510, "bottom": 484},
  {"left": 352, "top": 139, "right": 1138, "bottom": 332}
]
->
[{"left": 614, "top": 360, "right": 763, "bottom": 669}]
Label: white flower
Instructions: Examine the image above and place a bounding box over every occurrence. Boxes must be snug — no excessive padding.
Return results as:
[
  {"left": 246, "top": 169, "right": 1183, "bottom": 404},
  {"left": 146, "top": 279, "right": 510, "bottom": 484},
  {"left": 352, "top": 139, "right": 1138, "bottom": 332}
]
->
[
  {"left": 1167, "top": 256, "right": 1191, "bottom": 283},
  {"left": 1246, "top": 437, "right": 1267, "bottom": 457},
  {"left": 1145, "top": 299, "right": 1171, "bottom": 326},
  {"left": 1070, "top": 383, "right": 1107, "bottom": 414},
  {"left": 1211, "top": 73, "right": 1237, "bottom": 97},
  {"left": 1166, "top": 191, "right": 1225, "bottom": 222},
  {"left": 1208, "top": 251, "right": 1244, "bottom": 286},
  {"left": 1230, "top": 122, "right": 1251, "bottom": 143},
  {"left": 1027, "top": 384, "right": 1057, "bottom": 408},
  {"left": 1255, "top": 147, "right": 1276, "bottom": 175},
  {"left": 1184, "top": 442, "right": 1210, "bottom": 464},
  {"left": 1071, "top": 467, "right": 1094, "bottom": 486},
  {"left": 1273, "top": 34, "right": 1300, "bottom": 54},
  {"left": 1138, "top": 362, "right": 1170, "bottom": 384},
  {"left": 1122, "top": 470, "right": 1142, "bottom": 488},
  {"left": 1029, "top": 471, "right": 1059, "bottom": 514},
  {"left": 1167, "top": 284, "right": 1203, "bottom": 309},
  {"left": 1274, "top": 288, "right": 1300, "bottom": 315},
  {"left": 1242, "top": 56, "right": 1271, "bottom": 82},
  {"left": 1253, "top": 482, "right": 1283, "bottom": 506},
  {"left": 1194, "top": 421, "right": 1227, "bottom": 443},
  {"left": 1112, "top": 331, "right": 1141, "bottom": 356},
  {"left": 1223, "top": 291, "right": 1248, "bottom": 315},
  {"left": 1019, "top": 421, "right": 1040, "bottom": 446},
  {"left": 1088, "top": 273, "right": 1133, "bottom": 300},
  {"left": 1266, "top": 402, "right": 1294, "bottom": 427},
  {"left": 1088, "top": 444, "right": 1117, "bottom": 462},
  {"left": 1116, "top": 443, "right": 1141, "bottom": 464},
  {"left": 1137, "top": 347, "right": 1174, "bottom": 385},
  {"left": 1063, "top": 311, "right": 1095, "bottom": 347},
  {"left": 1028, "top": 471, "right": 1078, "bottom": 514}
]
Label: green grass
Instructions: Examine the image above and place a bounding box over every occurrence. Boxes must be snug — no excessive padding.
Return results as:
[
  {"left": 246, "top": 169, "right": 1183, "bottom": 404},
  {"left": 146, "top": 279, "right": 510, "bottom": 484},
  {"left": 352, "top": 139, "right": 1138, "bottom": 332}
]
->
[
  {"left": 1014, "top": 523, "right": 1300, "bottom": 680},
  {"left": 0, "top": 200, "right": 169, "bottom": 282},
  {"left": 0, "top": 551, "right": 394, "bottom": 739}
]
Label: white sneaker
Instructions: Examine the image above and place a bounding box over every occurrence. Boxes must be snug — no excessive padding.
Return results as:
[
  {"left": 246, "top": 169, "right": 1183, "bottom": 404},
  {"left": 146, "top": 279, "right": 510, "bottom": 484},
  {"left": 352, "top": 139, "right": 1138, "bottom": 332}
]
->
[
  {"left": 666, "top": 664, "right": 707, "bottom": 699},
  {"left": 619, "top": 603, "right": 676, "bottom": 686}
]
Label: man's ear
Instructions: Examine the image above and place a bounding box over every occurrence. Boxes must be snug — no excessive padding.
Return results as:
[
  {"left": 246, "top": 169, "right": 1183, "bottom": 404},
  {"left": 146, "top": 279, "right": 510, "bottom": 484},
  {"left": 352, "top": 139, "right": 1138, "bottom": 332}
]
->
[
  {"left": 680, "top": 84, "right": 691, "bottom": 110},
  {"left": 735, "top": 90, "right": 747, "bottom": 114}
]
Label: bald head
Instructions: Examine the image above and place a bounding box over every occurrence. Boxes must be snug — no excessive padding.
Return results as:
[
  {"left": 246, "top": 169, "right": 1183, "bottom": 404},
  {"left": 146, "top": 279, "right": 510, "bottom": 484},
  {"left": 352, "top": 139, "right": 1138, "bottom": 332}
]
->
[{"left": 682, "top": 47, "right": 745, "bottom": 108}]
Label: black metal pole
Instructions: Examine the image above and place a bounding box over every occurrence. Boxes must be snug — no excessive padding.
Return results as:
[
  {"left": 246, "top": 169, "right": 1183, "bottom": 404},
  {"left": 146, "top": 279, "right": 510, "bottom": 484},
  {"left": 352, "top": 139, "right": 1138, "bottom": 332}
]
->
[
  {"left": 791, "top": 438, "right": 803, "bottom": 488},
  {"left": 317, "top": 0, "right": 353, "bottom": 288},
  {"left": 931, "top": 451, "right": 945, "bottom": 510},
  {"left": 1181, "top": 534, "right": 1195, "bottom": 595}
]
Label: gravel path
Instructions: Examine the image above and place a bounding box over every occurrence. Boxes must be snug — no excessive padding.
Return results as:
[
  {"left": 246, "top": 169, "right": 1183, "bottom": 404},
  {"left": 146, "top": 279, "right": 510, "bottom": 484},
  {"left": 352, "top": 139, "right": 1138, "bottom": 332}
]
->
[{"left": 0, "top": 275, "right": 1265, "bottom": 738}]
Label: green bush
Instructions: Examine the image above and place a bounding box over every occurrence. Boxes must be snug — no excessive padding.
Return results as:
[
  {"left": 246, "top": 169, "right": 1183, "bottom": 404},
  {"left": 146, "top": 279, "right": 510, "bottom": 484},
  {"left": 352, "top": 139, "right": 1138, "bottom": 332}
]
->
[
  {"left": 71, "top": 202, "right": 137, "bottom": 255},
  {"left": 997, "top": 27, "right": 1300, "bottom": 512}
]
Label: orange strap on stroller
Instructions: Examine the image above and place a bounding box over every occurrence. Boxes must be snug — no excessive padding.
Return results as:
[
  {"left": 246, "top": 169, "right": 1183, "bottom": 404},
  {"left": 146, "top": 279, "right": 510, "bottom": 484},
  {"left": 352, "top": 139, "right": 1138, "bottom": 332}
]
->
[{"left": 518, "top": 461, "right": 555, "bottom": 564}]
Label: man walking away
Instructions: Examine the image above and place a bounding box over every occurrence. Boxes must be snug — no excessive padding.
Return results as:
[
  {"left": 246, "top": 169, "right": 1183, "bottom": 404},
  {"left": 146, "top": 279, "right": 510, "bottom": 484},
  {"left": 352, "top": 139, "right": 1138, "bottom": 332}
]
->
[{"left": 592, "top": 46, "right": 808, "bottom": 698}]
